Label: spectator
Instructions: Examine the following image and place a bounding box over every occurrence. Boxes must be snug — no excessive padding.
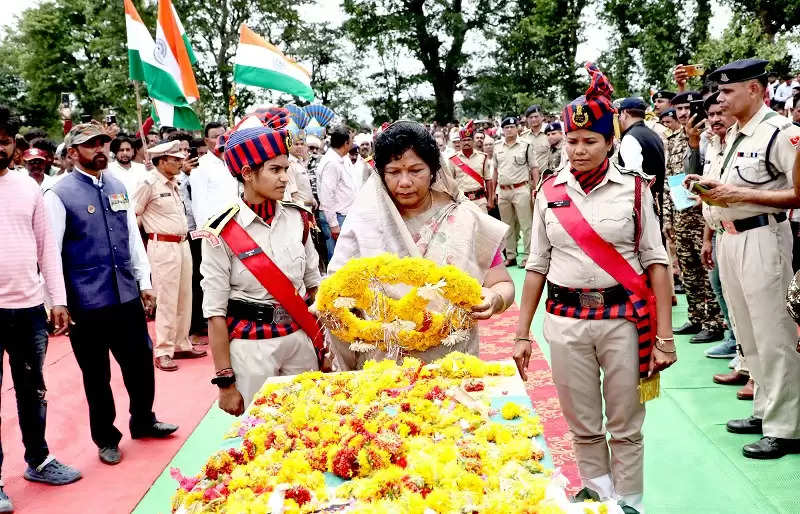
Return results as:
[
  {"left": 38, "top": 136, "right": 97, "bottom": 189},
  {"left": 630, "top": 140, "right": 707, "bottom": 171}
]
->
[
  {"left": 317, "top": 124, "right": 354, "bottom": 260},
  {"left": 108, "top": 135, "right": 148, "bottom": 198},
  {"left": 44, "top": 123, "right": 178, "bottom": 466},
  {"left": 0, "top": 105, "right": 81, "bottom": 512},
  {"left": 190, "top": 122, "right": 238, "bottom": 227}
]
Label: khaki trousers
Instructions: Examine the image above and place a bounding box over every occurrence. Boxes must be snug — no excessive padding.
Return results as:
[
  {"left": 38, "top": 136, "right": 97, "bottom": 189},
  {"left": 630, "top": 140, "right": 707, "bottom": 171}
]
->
[
  {"left": 544, "top": 314, "right": 645, "bottom": 496},
  {"left": 498, "top": 184, "right": 532, "bottom": 262},
  {"left": 229, "top": 331, "right": 319, "bottom": 406},
  {"left": 148, "top": 240, "right": 193, "bottom": 358},
  {"left": 718, "top": 221, "right": 800, "bottom": 439}
]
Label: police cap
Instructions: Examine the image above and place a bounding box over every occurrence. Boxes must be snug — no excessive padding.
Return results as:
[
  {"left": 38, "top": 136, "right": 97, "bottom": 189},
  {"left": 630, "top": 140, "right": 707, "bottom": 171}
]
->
[
  {"left": 671, "top": 91, "right": 701, "bottom": 106},
  {"left": 708, "top": 58, "right": 769, "bottom": 85}
]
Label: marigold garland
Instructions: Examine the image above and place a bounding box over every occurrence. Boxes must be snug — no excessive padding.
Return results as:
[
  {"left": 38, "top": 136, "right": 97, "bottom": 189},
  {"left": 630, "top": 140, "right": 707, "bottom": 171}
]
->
[
  {"left": 315, "top": 254, "right": 483, "bottom": 353},
  {"left": 170, "top": 353, "right": 572, "bottom": 514}
]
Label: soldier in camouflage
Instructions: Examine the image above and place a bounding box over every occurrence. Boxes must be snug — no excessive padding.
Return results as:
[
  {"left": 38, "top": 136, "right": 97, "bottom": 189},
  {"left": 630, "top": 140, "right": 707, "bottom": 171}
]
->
[{"left": 668, "top": 91, "right": 724, "bottom": 343}]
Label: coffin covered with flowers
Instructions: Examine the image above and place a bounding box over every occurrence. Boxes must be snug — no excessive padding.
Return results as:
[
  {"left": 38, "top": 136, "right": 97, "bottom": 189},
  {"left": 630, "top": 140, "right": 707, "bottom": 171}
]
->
[{"left": 171, "top": 352, "right": 620, "bottom": 513}]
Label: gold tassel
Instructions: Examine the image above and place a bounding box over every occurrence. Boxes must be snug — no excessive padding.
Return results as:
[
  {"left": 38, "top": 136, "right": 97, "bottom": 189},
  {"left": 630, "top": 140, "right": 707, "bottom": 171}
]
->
[{"left": 638, "top": 373, "right": 660, "bottom": 403}]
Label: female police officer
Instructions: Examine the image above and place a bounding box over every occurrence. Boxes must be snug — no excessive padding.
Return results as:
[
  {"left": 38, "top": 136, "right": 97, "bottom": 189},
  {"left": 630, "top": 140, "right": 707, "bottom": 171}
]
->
[
  {"left": 198, "top": 111, "right": 325, "bottom": 416},
  {"left": 513, "top": 64, "right": 676, "bottom": 513}
]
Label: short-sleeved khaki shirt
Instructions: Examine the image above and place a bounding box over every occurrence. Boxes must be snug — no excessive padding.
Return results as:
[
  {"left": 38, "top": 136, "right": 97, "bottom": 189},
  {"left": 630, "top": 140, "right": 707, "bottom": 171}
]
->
[
  {"left": 200, "top": 199, "right": 322, "bottom": 318},
  {"left": 447, "top": 150, "right": 490, "bottom": 192},
  {"left": 521, "top": 129, "right": 549, "bottom": 170},
  {"left": 713, "top": 105, "right": 800, "bottom": 221},
  {"left": 493, "top": 138, "right": 536, "bottom": 185},
  {"left": 527, "top": 164, "right": 668, "bottom": 288},
  {"left": 134, "top": 170, "right": 188, "bottom": 236}
]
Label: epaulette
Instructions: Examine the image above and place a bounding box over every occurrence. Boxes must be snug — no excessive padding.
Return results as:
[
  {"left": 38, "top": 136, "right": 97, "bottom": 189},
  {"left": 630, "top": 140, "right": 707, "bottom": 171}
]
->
[
  {"left": 279, "top": 200, "right": 313, "bottom": 215},
  {"left": 618, "top": 166, "right": 654, "bottom": 181},
  {"left": 143, "top": 171, "right": 158, "bottom": 185},
  {"left": 535, "top": 169, "right": 558, "bottom": 192},
  {"left": 763, "top": 114, "right": 800, "bottom": 144},
  {"left": 203, "top": 203, "right": 240, "bottom": 237}
]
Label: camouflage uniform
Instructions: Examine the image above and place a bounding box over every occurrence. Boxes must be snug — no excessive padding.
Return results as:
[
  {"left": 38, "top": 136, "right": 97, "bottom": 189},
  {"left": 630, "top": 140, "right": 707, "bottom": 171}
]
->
[{"left": 667, "top": 128, "right": 723, "bottom": 333}]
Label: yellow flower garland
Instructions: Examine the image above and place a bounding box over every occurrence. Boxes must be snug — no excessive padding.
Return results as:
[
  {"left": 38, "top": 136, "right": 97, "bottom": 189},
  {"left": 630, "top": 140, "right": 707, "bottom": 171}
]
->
[
  {"left": 315, "top": 254, "right": 483, "bottom": 353},
  {"left": 171, "top": 353, "right": 563, "bottom": 514}
]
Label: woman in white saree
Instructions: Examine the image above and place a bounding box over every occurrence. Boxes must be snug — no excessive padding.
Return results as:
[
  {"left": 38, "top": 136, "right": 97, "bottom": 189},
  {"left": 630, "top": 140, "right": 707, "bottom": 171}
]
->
[{"left": 328, "top": 121, "right": 515, "bottom": 369}]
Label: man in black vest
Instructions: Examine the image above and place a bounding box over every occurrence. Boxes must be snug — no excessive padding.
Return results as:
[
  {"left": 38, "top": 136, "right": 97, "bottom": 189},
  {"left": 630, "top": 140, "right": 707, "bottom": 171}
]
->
[{"left": 618, "top": 97, "right": 667, "bottom": 225}]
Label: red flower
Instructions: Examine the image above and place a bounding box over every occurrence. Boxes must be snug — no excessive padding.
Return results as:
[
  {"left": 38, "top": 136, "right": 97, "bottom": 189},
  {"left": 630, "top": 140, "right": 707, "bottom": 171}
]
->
[
  {"left": 401, "top": 402, "right": 411, "bottom": 412},
  {"left": 425, "top": 385, "right": 446, "bottom": 401},
  {"left": 332, "top": 447, "right": 359, "bottom": 479},
  {"left": 285, "top": 486, "right": 312, "bottom": 506},
  {"left": 395, "top": 455, "right": 408, "bottom": 468},
  {"left": 464, "top": 380, "right": 484, "bottom": 392}
]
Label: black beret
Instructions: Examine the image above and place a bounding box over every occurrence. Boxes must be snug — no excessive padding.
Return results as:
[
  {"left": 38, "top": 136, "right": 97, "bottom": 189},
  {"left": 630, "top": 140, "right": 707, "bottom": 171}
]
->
[
  {"left": 500, "top": 116, "right": 517, "bottom": 127},
  {"left": 619, "top": 97, "right": 647, "bottom": 112},
  {"left": 671, "top": 90, "right": 701, "bottom": 106},
  {"left": 708, "top": 58, "right": 769, "bottom": 85},
  {"left": 659, "top": 108, "right": 677, "bottom": 119},
  {"left": 703, "top": 91, "right": 720, "bottom": 110},
  {"left": 652, "top": 90, "right": 676, "bottom": 101},
  {"left": 544, "top": 121, "right": 563, "bottom": 134},
  {"left": 524, "top": 105, "right": 542, "bottom": 117}
]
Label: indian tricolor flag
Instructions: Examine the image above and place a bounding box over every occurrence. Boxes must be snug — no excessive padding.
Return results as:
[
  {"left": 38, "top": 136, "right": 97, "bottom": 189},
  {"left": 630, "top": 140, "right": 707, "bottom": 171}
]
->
[
  {"left": 233, "top": 24, "right": 314, "bottom": 101},
  {"left": 124, "top": 0, "right": 200, "bottom": 129}
]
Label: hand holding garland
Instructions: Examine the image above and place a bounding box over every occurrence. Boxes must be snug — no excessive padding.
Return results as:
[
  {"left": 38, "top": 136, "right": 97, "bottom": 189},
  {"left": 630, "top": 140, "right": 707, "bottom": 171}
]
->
[{"left": 471, "top": 265, "right": 515, "bottom": 320}]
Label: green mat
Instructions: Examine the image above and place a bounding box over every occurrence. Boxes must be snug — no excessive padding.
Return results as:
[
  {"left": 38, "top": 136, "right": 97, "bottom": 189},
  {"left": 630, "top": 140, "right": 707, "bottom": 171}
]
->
[{"left": 135, "top": 267, "right": 800, "bottom": 513}]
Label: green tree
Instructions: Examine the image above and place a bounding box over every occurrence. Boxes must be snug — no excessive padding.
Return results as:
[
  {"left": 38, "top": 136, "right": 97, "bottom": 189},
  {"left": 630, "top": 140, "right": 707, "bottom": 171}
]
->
[
  {"left": 720, "top": 0, "right": 800, "bottom": 39},
  {"left": 0, "top": 0, "right": 156, "bottom": 133},
  {"left": 288, "top": 23, "right": 361, "bottom": 122},
  {"left": 343, "top": 0, "right": 501, "bottom": 123},
  {"left": 466, "top": 0, "right": 590, "bottom": 116},
  {"left": 693, "top": 14, "right": 797, "bottom": 76},
  {"left": 599, "top": 0, "right": 712, "bottom": 97},
  {"left": 172, "top": 0, "right": 310, "bottom": 120}
]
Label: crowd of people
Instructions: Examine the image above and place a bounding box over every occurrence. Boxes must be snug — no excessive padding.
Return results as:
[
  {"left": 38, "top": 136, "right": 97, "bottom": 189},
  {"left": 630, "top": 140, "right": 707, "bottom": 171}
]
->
[{"left": 1, "top": 57, "right": 800, "bottom": 513}]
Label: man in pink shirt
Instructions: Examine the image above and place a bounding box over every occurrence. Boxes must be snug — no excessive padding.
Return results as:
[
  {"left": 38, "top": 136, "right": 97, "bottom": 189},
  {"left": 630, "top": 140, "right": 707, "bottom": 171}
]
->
[{"left": 0, "top": 105, "right": 81, "bottom": 512}]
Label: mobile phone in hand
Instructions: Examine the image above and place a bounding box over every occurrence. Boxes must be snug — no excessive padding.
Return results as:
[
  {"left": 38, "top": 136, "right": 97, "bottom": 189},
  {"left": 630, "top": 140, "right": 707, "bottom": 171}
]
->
[
  {"left": 691, "top": 181, "right": 715, "bottom": 196},
  {"left": 80, "top": 114, "right": 92, "bottom": 123},
  {"left": 684, "top": 64, "right": 705, "bottom": 77},
  {"left": 61, "top": 92, "right": 71, "bottom": 107},
  {"left": 689, "top": 100, "right": 706, "bottom": 125}
]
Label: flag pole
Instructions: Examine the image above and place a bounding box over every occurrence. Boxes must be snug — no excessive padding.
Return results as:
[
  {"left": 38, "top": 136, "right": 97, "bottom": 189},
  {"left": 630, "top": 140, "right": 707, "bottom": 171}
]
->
[{"left": 133, "top": 80, "right": 150, "bottom": 163}]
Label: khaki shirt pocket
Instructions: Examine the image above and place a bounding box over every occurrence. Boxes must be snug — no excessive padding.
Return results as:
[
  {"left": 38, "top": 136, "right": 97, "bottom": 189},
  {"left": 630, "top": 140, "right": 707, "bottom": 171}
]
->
[{"left": 597, "top": 202, "right": 635, "bottom": 247}]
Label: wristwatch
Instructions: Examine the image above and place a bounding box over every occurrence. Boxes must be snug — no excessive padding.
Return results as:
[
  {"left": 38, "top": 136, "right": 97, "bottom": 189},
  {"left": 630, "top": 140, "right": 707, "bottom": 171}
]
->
[{"left": 211, "top": 375, "right": 236, "bottom": 388}]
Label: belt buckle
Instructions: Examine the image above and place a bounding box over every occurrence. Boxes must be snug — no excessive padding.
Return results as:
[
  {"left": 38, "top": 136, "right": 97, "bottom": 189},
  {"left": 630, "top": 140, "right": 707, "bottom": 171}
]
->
[
  {"left": 272, "top": 306, "right": 292, "bottom": 325},
  {"left": 721, "top": 221, "right": 739, "bottom": 234},
  {"left": 579, "top": 292, "right": 604, "bottom": 309}
]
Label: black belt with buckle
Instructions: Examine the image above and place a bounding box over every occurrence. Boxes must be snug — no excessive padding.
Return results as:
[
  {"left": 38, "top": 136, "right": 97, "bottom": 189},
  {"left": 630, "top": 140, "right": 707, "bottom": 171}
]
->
[
  {"left": 722, "top": 212, "right": 787, "bottom": 234},
  {"left": 547, "top": 282, "right": 628, "bottom": 308},
  {"left": 227, "top": 299, "right": 293, "bottom": 325},
  {"left": 464, "top": 189, "right": 486, "bottom": 201}
]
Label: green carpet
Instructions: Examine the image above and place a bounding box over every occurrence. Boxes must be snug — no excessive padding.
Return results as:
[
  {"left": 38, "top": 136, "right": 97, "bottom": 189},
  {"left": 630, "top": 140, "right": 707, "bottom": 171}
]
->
[{"left": 135, "top": 267, "right": 800, "bottom": 513}]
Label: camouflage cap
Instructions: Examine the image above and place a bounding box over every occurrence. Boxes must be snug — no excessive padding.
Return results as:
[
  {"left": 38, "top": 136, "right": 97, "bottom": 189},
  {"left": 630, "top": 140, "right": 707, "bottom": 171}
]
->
[
  {"left": 786, "top": 270, "right": 800, "bottom": 324},
  {"left": 65, "top": 123, "right": 111, "bottom": 147}
]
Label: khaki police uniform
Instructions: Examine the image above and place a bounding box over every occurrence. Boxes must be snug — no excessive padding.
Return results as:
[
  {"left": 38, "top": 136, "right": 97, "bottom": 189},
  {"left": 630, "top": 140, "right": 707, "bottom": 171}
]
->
[
  {"left": 446, "top": 149, "right": 491, "bottom": 211},
  {"left": 493, "top": 138, "right": 536, "bottom": 263},
  {"left": 527, "top": 163, "right": 668, "bottom": 499},
  {"left": 712, "top": 105, "right": 800, "bottom": 439},
  {"left": 134, "top": 170, "right": 194, "bottom": 359},
  {"left": 200, "top": 199, "right": 322, "bottom": 405},
  {"left": 521, "top": 128, "right": 550, "bottom": 171},
  {"left": 546, "top": 141, "right": 564, "bottom": 171}
]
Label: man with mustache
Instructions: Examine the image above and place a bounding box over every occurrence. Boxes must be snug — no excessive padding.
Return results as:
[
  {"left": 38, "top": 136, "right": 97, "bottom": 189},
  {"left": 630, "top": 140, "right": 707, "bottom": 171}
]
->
[
  {"left": 134, "top": 141, "right": 206, "bottom": 372},
  {"left": 667, "top": 90, "right": 724, "bottom": 344},
  {"left": 688, "top": 59, "right": 800, "bottom": 459},
  {"left": 44, "top": 123, "right": 178, "bottom": 466}
]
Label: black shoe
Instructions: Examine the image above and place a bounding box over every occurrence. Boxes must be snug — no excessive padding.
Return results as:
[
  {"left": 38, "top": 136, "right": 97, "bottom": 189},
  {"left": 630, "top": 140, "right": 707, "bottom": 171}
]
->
[
  {"left": 690, "top": 329, "right": 724, "bottom": 344},
  {"left": 673, "top": 321, "right": 701, "bottom": 334},
  {"left": 98, "top": 446, "right": 122, "bottom": 465},
  {"left": 726, "top": 416, "right": 763, "bottom": 434},
  {"left": 130, "top": 421, "right": 178, "bottom": 439},
  {"left": 743, "top": 437, "right": 800, "bottom": 459}
]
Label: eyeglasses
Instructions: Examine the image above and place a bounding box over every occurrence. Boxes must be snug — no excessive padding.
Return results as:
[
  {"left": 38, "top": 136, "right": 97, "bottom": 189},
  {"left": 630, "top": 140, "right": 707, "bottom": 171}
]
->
[{"left": 308, "top": 146, "right": 320, "bottom": 151}]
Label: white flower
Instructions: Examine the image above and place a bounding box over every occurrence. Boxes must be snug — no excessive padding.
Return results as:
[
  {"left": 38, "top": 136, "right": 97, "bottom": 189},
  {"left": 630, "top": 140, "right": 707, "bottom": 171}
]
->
[
  {"left": 417, "top": 279, "right": 447, "bottom": 301},
  {"left": 383, "top": 319, "right": 416, "bottom": 337},
  {"left": 349, "top": 341, "right": 377, "bottom": 352},
  {"left": 333, "top": 297, "right": 357, "bottom": 309},
  {"left": 442, "top": 329, "right": 470, "bottom": 347}
]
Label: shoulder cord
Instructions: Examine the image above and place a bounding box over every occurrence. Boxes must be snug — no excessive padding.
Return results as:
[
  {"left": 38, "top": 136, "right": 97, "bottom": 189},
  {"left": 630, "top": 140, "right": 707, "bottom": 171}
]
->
[{"left": 633, "top": 175, "right": 643, "bottom": 254}]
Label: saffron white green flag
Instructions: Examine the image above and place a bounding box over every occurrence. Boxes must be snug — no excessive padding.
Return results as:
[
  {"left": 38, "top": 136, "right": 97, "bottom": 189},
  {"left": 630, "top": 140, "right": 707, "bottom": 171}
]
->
[
  {"left": 233, "top": 24, "right": 314, "bottom": 101},
  {"left": 124, "top": 0, "right": 201, "bottom": 129}
]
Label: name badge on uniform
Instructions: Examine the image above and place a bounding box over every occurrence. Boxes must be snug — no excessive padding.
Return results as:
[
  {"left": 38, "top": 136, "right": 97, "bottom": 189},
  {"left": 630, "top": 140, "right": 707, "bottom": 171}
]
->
[
  {"left": 108, "top": 193, "right": 129, "bottom": 212},
  {"left": 736, "top": 152, "right": 760, "bottom": 158},
  {"left": 159, "top": 192, "right": 172, "bottom": 198},
  {"left": 190, "top": 229, "right": 222, "bottom": 248},
  {"left": 547, "top": 200, "right": 570, "bottom": 208}
]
